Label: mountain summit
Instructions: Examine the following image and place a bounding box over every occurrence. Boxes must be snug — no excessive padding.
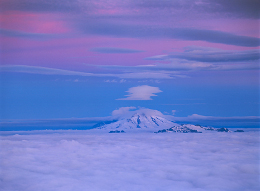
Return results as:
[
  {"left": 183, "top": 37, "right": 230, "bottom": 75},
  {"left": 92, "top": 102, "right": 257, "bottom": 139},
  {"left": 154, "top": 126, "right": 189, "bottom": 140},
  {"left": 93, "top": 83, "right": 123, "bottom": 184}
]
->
[{"left": 97, "top": 111, "right": 178, "bottom": 130}]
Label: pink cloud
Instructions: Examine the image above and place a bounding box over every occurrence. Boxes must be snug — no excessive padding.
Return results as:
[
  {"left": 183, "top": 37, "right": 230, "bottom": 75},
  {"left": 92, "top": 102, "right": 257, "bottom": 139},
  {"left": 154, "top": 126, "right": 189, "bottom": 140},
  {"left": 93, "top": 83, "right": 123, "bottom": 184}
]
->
[{"left": 0, "top": 11, "right": 70, "bottom": 34}]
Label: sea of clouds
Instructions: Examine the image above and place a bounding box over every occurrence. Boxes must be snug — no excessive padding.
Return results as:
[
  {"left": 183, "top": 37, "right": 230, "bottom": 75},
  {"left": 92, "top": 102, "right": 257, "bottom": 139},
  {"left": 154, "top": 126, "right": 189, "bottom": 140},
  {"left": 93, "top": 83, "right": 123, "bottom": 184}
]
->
[{"left": 0, "top": 130, "right": 259, "bottom": 191}]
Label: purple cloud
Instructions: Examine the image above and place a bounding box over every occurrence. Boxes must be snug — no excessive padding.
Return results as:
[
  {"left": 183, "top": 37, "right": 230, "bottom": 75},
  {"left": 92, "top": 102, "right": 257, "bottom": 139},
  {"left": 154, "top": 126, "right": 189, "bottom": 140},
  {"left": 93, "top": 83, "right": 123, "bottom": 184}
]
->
[
  {"left": 145, "top": 47, "right": 260, "bottom": 62},
  {"left": 90, "top": 47, "right": 144, "bottom": 54},
  {"left": 80, "top": 23, "right": 260, "bottom": 47}
]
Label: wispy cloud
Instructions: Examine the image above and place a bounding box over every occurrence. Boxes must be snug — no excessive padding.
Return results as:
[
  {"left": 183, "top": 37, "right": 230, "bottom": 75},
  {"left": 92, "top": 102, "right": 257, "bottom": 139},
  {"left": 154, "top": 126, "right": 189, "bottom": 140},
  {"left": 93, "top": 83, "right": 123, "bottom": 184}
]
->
[
  {"left": 0, "top": 65, "right": 181, "bottom": 79},
  {"left": 0, "top": 117, "right": 114, "bottom": 131},
  {"left": 133, "top": 0, "right": 260, "bottom": 19},
  {"left": 146, "top": 47, "right": 260, "bottom": 63},
  {"left": 0, "top": 0, "right": 82, "bottom": 13},
  {"left": 134, "top": 61, "right": 260, "bottom": 71},
  {"left": 0, "top": 28, "right": 55, "bottom": 40},
  {"left": 117, "top": 85, "right": 162, "bottom": 100},
  {"left": 169, "top": 114, "right": 260, "bottom": 128},
  {"left": 1, "top": 0, "right": 259, "bottom": 19},
  {"left": 88, "top": 46, "right": 260, "bottom": 72},
  {"left": 104, "top": 79, "right": 127, "bottom": 83},
  {"left": 142, "top": 46, "right": 260, "bottom": 71},
  {"left": 117, "top": 72, "right": 176, "bottom": 79},
  {"left": 90, "top": 47, "right": 144, "bottom": 54},
  {"left": 80, "top": 23, "right": 260, "bottom": 47},
  {"left": 112, "top": 106, "right": 136, "bottom": 116},
  {"left": 0, "top": 65, "right": 111, "bottom": 77},
  {"left": 172, "top": 114, "right": 260, "bottom": 122}
]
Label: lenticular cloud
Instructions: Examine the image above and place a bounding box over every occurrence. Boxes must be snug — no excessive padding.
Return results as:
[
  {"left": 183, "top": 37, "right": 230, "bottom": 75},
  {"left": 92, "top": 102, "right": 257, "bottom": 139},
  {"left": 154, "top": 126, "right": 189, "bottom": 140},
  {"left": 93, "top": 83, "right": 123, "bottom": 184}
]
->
[
  {"left": 117, "top": 85, "right": 162, "bottom": 100},
  {"left": 0, "top": 130, "right": 259, "bottom": 191}
]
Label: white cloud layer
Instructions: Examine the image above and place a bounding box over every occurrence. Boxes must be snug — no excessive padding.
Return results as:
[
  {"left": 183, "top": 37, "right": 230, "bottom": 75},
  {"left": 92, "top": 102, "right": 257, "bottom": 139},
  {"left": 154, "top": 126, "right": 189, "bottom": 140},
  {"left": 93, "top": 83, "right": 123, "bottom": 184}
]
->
[
  {"left": 0, "top": 130, "right": 259, "bottom": 191},
  {"left": 112, "top": 106, "right": 137, "bottom": 116},
  {"left": 172, "top": 114, "right": 260, "bottom": 123},
  {"left": 0, "top": 65, "right": 177, "bottom": 79},
  {"left": 111, "top": 107, "right": 164, "bottom": 119},
  {"left": 117, "top": 85, "right": 162, "bottom": 100}
]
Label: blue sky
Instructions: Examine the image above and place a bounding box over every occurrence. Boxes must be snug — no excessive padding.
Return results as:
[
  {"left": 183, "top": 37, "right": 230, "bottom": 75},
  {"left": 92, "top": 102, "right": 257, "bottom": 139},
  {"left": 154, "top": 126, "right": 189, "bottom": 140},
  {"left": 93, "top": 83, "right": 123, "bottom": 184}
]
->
[
  {"left": 1, "top": 71, "right": 259, "bottom": 129},
  {"left": 0, "top": 0, "right": 259, "bottom": 129},
  {"left": 0, "top": 71, "right": 258, "bottom": 118}
]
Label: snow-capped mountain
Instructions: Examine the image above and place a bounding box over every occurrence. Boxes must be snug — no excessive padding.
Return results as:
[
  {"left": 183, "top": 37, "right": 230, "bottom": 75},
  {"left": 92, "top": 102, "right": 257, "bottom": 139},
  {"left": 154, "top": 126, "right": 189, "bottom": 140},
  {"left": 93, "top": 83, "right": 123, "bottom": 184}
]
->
[
  {"left": 93, "top": 108, "right": 234, "bottom": 133},
  {"left": 97, "top": 112, "right": 178, "bottom": 130},
  {"left": 95, "top": 108, "right": 222, "bottom": 133}
]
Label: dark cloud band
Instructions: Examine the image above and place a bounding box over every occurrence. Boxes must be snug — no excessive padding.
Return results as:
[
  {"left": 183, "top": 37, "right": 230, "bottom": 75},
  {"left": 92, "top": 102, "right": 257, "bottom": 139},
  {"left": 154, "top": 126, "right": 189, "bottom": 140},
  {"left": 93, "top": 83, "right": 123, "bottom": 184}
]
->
[
  {"left": 81, "top": 23, "right": 260, "bottom": 47},
  {"left": 146, "top": 47, "right": 260, "bottom": 62}
]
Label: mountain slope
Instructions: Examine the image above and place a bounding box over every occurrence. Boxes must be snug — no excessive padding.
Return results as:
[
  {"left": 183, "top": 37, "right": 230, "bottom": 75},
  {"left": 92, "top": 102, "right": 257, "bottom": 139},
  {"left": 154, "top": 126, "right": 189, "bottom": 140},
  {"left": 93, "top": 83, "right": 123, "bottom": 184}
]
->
[{"left": 97, "top": 112, "right": 178, "bottom": 130}]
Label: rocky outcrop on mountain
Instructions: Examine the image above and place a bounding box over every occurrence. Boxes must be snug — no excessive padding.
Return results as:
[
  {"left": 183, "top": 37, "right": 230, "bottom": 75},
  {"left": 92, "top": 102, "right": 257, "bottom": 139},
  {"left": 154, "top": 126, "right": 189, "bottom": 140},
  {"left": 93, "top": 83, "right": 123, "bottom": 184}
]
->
[
  {"left": 155, "top": 127, "right": 202, "bottom": 133},
  {"left": 217, "top": 128, "right": 231, "bottom": 132},
  {"left": 234, "top": 130, "right": 244, "bottom": 132},
  {"left": 109, "top": 130, "right": 125, "bottom": 133},
  {"left": 154, "top": 124, "right": 216, "bottom": 133}
]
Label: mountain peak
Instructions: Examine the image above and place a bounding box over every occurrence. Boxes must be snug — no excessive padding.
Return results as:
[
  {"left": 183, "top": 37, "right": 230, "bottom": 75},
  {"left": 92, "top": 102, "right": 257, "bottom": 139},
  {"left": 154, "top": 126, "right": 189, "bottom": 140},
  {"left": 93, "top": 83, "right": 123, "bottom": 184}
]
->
[{"left": 98, "top": 109, "right": 177, "bottom": 130}]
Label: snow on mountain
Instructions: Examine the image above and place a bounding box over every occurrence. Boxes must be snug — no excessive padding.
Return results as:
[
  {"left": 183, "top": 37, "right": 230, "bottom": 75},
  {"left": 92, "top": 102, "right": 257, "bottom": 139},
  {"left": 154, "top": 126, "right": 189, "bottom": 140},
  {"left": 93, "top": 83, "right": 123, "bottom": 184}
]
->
[
  {"left": 95, "top": 108, "right": 223, "bottom": 133},
  {"left": 97, "top": 112, "right": 178, "bottom": 130}
]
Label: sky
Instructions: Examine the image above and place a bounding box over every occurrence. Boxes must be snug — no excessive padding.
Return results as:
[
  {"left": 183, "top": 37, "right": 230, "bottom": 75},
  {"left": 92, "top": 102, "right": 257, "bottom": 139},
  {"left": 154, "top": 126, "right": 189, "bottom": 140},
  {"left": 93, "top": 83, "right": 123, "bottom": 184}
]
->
[{"left": 0, "top": 0, "right": 259, "bottom": 128}]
